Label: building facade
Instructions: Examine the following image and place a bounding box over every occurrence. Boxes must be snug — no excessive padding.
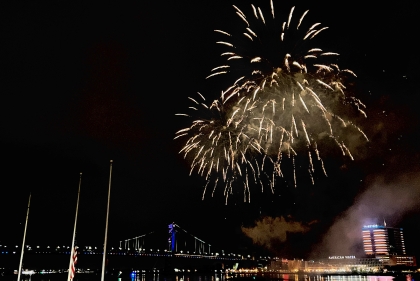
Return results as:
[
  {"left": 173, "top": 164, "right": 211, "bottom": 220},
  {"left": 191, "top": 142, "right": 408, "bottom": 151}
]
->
[
  {"left": 362, "top": 224, "right": 416, "bottom": 267},
  {"left": 362, "top": 224, "right": 406, "bottom": 256}
]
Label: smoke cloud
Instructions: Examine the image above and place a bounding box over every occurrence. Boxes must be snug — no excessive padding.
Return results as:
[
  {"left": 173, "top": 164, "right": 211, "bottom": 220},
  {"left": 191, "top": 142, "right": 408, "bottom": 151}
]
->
[
  {"left": 312, "top": 172, "right": 420, "bottom": 257},
  {"left": 242, "top": 216, "right": 311, "bottom": 249}
]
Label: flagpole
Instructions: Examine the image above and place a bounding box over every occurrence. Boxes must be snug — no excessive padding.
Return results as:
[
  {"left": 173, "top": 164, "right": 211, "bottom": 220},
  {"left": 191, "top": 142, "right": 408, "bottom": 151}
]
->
[
  {"left": 17, "top": 193, "right": 31, "bottom": 281},
  {"left": 68, "top": 173, "right": 82, "bottom": 281},
  {"left": 101, "top": 160, "right": 113, "bottom": 281}
]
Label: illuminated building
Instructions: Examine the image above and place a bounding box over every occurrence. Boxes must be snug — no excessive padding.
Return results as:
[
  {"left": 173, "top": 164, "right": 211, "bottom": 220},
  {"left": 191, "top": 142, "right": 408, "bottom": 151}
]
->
[
  {"left": 268, "top": 257, "right": 383, "bottom": 273},
  {"left": 362, "top": 224, "right": 416, "bottom": 267},
  {"left": 389, "top": 255, "right": 416, "bottom": 267},
  {"left": 269, "top": 259, "right": 289, "bottom": 271},
  {"left": 362, "top": 224, "right": 406, "bottom": 256}
]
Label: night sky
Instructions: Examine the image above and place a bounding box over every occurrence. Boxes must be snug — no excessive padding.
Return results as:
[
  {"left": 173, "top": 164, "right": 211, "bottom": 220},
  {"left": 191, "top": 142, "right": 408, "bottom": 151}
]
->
[{"left": 1, "top": 1, "right": 420, "bottom": 260}]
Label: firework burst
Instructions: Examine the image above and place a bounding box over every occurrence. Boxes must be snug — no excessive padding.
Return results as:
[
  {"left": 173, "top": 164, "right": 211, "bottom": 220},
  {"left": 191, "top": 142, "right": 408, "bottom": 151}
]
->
[
  {"left": 175, "top": 1, "right": 368, "bottom": 203},
  {"left": 175, "top": 93, "right": 271, "bottom": 204}
]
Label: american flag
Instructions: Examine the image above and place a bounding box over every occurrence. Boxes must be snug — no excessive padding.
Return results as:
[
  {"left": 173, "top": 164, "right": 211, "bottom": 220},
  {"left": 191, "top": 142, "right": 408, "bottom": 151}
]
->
[{"left": 69, "top": 247, "right": 77, "bottom": 280}]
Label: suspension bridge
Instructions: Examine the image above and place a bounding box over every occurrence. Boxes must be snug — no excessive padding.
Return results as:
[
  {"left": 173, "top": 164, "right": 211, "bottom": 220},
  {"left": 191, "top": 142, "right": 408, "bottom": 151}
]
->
[
  {"left": 120, "top": 223, "right": 213, "bottom": 255},
  {"left": 0, "top": 223, "right": 269, "bottom": 272}
]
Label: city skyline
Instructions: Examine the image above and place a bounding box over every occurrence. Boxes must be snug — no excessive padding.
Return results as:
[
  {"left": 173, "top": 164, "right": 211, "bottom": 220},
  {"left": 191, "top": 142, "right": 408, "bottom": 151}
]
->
[
  {"left": 0, "top": 220, "right": 416, "bottom": 258},
  {"left": 1, "top": 0, "right": 420, "bottom": 260}
]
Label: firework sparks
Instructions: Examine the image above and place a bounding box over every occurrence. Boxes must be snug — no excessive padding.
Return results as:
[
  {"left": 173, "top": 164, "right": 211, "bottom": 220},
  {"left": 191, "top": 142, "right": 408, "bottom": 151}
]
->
[
  {"left": 176, "top": 93, "right": 273, "bottom": 203},
  {"left": 176, "top": 2, "right": 367, "bottom": 203}
]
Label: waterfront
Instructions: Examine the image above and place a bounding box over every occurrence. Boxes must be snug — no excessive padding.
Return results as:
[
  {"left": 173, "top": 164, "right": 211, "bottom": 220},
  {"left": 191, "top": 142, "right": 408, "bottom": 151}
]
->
[{"left": 0, "top": 272, "right": 417, "bottom": 281}]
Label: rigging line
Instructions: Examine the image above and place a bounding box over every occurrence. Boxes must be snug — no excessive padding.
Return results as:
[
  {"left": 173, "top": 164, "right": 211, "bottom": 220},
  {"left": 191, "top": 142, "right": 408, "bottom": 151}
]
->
[{"left": 173, "top": 224, "right": 207, "bottom": 244}]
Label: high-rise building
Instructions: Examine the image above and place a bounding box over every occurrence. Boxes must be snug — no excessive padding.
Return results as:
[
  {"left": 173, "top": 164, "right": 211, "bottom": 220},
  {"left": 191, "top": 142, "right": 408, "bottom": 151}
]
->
[
  {"left": 361, "top": 224, "right": 417, "bottom": 267},
  {"left": 362, "top": 224, "right": 406, "bottom": 256}
]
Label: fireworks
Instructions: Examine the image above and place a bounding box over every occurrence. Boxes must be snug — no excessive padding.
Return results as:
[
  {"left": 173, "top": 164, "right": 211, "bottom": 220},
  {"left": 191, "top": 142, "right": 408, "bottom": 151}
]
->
[
  {"left": 175, "top": 93, "right": 264, "bottom": 204},
  {"left": 175, "top": 2, "right": 368, "bottom": 203}
]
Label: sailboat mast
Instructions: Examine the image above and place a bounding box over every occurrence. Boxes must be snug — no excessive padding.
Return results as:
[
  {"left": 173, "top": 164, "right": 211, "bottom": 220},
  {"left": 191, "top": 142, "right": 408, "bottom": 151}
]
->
[
  {"left": 68, "top": 173, "right": 82, "bottom": 281},
  {"left": 101, "top": 160, "right": 113, "bottom": 281},
  {"left": 17, "top": 193, "right": 31, "bottom": 281}
]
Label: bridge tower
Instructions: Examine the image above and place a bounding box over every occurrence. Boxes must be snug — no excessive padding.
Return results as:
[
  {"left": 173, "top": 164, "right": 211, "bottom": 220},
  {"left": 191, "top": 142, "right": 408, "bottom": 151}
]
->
[{"left": 168, "top": 223, "right": 176, "bottom": 252}]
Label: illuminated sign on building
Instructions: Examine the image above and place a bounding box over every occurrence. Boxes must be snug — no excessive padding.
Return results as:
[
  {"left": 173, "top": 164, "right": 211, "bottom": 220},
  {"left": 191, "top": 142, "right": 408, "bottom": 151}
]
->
[
  {"left": 363, "top": 225, "right": 385, "bottom": 229},
  {"left": 328, "top": 256, "right": 356, "bottom": 259}
]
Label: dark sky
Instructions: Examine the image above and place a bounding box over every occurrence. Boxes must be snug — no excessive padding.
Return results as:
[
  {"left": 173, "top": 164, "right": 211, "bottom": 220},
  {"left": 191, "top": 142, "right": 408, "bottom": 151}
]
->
[{"left": 1, "top": 1, "right": 420, "bottom": 260}]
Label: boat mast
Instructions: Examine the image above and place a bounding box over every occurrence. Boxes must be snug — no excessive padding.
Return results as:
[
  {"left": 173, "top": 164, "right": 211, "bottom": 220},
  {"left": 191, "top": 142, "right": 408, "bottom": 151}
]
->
[
  {"left": 101, "top": 160, "right": 113, "bottom": 281},
  {"left": 68, "top": 173, "right": 82, "bottom": 281},
  {"left": 17, "top": 193, "right": 31, "bottom": 281}
]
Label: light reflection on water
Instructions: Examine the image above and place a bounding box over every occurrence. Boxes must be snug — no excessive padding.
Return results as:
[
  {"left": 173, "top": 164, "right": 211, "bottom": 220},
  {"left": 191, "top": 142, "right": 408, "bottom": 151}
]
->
[
  {"left": 131, "top": 274, "right": 222, "bottom": 281},
  {"left": 323, "top": 276, "right": 395, "bottom": 281},
  {"left": 128, "top": 274, "right": 412, "bottom": 281},
  {"left": 4, "top": 273, "right": 415, "bottom": 281}
]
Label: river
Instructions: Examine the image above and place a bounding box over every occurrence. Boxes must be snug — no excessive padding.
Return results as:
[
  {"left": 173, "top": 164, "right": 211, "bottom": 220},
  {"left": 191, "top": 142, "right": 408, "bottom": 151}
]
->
[{"left": 0, "top": 273, "right": 417, "bottom": 281}]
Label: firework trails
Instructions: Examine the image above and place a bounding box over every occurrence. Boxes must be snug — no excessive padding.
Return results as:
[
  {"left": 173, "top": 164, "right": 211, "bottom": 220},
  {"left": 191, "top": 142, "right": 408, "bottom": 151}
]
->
[{"left": 175, "top": 1, "right": 368, "bottom": 204}]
